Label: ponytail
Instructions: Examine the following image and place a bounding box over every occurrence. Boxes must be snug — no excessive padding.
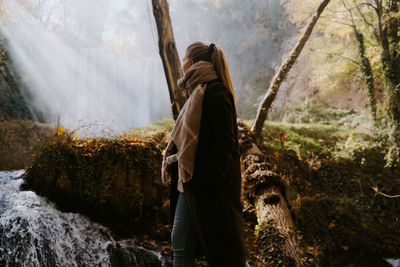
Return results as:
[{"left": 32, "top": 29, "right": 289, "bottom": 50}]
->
[{"left": 211, "top": 46, "right": 236, "bottom": 107}]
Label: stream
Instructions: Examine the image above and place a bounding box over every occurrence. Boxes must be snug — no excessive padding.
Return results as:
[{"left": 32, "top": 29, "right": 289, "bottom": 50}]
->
[{"left": 0, "top": 170, "right": 169, "bottom": 267}]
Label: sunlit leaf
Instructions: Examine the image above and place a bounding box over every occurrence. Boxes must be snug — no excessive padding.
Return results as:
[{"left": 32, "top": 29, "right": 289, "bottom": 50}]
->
[
  {"left": 56, "top": 125, "right": 65, "bottom": 135},
  {"left": 280, "top": 130, "right": 286, "bottom": 147}
]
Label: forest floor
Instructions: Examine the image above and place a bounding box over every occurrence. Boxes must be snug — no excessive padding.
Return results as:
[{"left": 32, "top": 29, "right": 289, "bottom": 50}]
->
[
  {"left": 2, "top": 104, "right": 400, "bottom": 266},
  {"left": 126, "top": 105, "right": 400, "bottom": 266}
]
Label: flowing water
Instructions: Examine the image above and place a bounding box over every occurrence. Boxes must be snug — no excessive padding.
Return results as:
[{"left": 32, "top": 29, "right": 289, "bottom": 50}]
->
[{"left": 0, "top": 170, "right": 168, "bottom": 267}]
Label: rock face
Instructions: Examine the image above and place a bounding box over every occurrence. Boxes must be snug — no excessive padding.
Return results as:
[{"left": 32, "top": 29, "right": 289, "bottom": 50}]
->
[
  {"left": 108, "top": 240, "right": 167, "bottom": 267},
  {"left": 0, "top": 42, "right": 33, "bottom": 121},
  {"left": 0, "top": 120, "right": 52, "bottom": 170},
  {"left": 22, "top": 138, "right": 168, "bottom": 237}
]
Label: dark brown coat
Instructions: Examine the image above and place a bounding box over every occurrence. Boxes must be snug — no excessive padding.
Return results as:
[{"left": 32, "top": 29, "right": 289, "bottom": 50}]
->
[{"left": 170, "top": 79, "right": 246, "bottom": 267}]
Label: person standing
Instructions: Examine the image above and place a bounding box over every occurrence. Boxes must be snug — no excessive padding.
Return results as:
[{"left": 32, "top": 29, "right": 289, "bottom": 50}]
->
[{"left": 162, "top": 41, "right": 250, "bottom": 267}]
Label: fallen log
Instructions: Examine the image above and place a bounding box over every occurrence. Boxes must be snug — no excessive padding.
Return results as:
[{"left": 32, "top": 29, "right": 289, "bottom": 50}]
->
[{"left": 238, "top": 121, "right": 305, "bottom": 266}]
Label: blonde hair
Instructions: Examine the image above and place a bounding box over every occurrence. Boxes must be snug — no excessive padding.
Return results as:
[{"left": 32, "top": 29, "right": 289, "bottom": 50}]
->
[{"left": 185, "top": 41, "right": 236, "bottom": 106}]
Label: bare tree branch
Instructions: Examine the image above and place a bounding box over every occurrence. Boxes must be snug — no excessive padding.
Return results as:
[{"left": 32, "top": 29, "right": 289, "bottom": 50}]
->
[
  {"left": 331, "top": 53, "right": 360, "bottom": 65},
  {"left": 355, "top": 3, "right": 381, "bottom": 43},
  {"left": 371, "top": 186, "right": 400, "bottom": 198},
  {"left": 251, "top": 0, "right": 332, "bottom": 139},
  {"left": 360, "top": 2, "right": 378, "bottom": 11},
  {"left": 342, "top": 0, "right": 356, "bottom": 27},
  {"left": 320, "top": 15, "right": 354, "bottom": 26}
]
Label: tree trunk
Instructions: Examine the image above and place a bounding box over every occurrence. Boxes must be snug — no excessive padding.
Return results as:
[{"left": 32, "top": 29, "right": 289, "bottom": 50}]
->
[
  {"left": 151, "top": 0, "right": 187, "bottom": 120},
  {"left": 378, "top": 0, "right": 400, "bottom": 166},
  {"left": 343, "top": 0, "right": 378, "bottom": 121},
  {"left": 356, "top": 31, "right": 377, "bottom": 120},
  {"left": 251, "top": 0, "right": 331, "bottom": 139},
  {"left": 239, "top": 121, "right": 305, "bottom": 267}
]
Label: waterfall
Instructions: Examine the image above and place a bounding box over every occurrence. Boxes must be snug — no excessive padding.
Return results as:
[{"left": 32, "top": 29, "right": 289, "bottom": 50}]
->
[
  {"left": 0, "top": 0, "right": 171, "bottom": 136},
  {"left": 0, "top": 171, "right": 168, "bottom": 267},
  {"left": 72, "top": 48, "right": 169, "bottom": 134}
]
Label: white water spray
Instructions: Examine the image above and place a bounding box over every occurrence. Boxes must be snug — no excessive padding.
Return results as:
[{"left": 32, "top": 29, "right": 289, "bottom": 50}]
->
[{"left": 0, "top": 171, "right": 168, "bottom": 266}]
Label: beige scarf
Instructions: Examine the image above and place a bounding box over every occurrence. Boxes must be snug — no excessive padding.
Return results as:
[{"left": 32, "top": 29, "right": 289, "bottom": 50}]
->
[{"left": 161, "top": 61, "right": 218, "bottom": 192}]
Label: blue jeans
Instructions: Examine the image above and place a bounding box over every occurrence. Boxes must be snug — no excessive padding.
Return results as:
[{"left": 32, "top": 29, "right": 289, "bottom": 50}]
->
[
  {"left": 171, "top": 192, "right": 251, "bottom": 267},
  {"left": 171, "top": 192, "right": 197, "bottom": 267}
]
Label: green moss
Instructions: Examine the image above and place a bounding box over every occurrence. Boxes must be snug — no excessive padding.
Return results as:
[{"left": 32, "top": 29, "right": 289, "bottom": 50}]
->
[
  {"left": 254, "top": 221, "right": 297, "bottom": 266},
  {"left": 126, "top": 117, "right": 174, "bottom": 139},
  {"left": 263, "top": 144, "right": 400, "bottom": 260},
  {"left": 269, "top": 102, "right": 357, "bottom": 125},
  {"left": 243, "top": 120, "right": 346, "bottom": 158},
  {"left": 239, "top": 117, "right": 400, "bottom": 262},
  {"left": 17, "top": 112, "right": 399, "bottom": 259}
]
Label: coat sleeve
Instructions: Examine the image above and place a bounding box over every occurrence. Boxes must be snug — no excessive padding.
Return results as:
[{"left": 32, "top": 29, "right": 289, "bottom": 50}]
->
[{"left": 202, "top": 83, "right": 236, "bottom": 190}]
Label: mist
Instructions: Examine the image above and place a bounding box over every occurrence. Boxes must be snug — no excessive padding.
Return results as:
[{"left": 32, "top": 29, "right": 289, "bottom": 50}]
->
[
  {"left": 0, "top": 0, "right": 292, "bottom": 136},
  {"left": 1, "top": 0, "right": 170, "bottom": 136}
]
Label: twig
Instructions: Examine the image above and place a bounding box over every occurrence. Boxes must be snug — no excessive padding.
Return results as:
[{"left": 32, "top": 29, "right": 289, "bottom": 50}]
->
[
  {"left": 332, "top": 53, "right": 360, "bottom": 65},
  {"left": 370, "top": 186, "right": 400, "bottom": 198},
  {"left": 316, "top": 51, "right": 360, "bottom": 65},
  {"left": 355, "top": 3, "right": 381, "bottom": 43},
  {"left": 360, "top": 2, "right": 378, "bottom": 11},
  {"left": 319, "top": 15, "right": 354, "bottom": 26}
]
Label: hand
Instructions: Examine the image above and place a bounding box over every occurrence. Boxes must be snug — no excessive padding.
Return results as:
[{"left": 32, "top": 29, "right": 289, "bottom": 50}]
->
[
  {"left": 161, "top": 156, "right": 171, "bottom": 183},
  {"left": 161, "top": 141, "right": 177, "bottom": 184}
]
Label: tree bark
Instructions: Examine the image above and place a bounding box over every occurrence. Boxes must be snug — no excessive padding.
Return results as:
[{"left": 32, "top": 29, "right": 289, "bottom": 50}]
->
[
  {"left": 239, "top": 121, "right": 305, "bottom": 267},
  {"left": 251, "top": 0, "right": 331, "bottom": 139},
  {"left": 151, "top": 0, "right": 187, "bottom": 120},
  {"left": 375, "top": 0, "right": 400, "bottom": 166},
  {"left": 343, "top": 0, "right": 377, "bottom": 120},
  {"left": 356, "top": 31, "right": 377, "bottom": 120}
]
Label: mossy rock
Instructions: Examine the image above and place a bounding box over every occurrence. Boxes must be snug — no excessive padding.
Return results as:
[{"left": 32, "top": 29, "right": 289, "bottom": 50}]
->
[
  {"left": 22, "top": 138, "right": 168, "bottom": 238},
  {"left": 0, "top": 119, "right": 53, "bottom": 170}
]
